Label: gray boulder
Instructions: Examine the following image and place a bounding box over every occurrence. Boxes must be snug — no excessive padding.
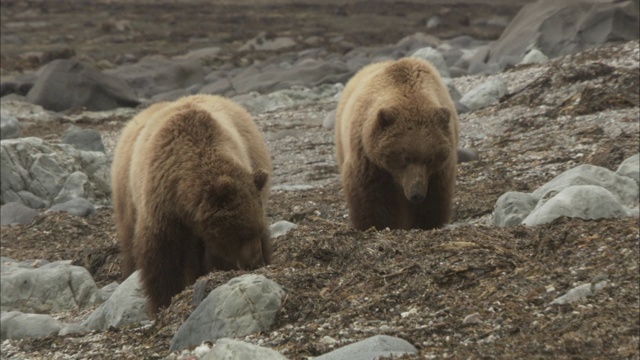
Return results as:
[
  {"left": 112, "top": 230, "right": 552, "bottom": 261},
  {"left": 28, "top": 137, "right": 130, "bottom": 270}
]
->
[
  {"left": 532, "top": 164, "right": 638, "bottom": 208},
  {"left": 26, "top": 59, "right": 140, "bottom": 112},
  {"left": 83, "top": 271, "right": 149, "bottom": 331},
  {"left": 0, "top": 311, "right": 62, "bottom": 340},
  {"left": 315, "top": 335, "right": 418, "bottom": 360},
  {"left": 105, "top": 55, "right": 205, "bottom": 98},
  {"left": 231, "top": 59, "right": 351, "bottom": 95},
  {"left": 522, "top": 185, "right": 633, "bottom": 226},
  {"left": 0, "top": 202, "right": 38, "bottom": 226},
  {"left": 486, "top": 0, "right": 639, "bottom": 66},
  {"left": 1, "top": 137, "right": 111, "bottom": 208},
  {"left": 1, "top": 114, "right": 20, "bottom": 140},
  {"left": 616, "top": 153, "right": 639, "bottom": 185},
  {"left": 202, "top": 339, "right": 288, "bottom": 360},
  {"left": 48, "top": 197, "right": 95, "bottom": 217},
  {"left": 494, "top": 191, "right": 539, "bottom": 227},
  {"left": 269, "top": 220, "right": 298, "bottom": 238},
  {"left": 459, "top": 77, "right": 507, "bottom": 111},
  {"left": 1, "top": 260, "right": 103, "bottom": 313},
  {"left": 411, "top": 47, "right": 451, "bottom": 78},
  {"left": 170, "top": 274, "right": 285, "bottom": 352},
  {"left": 52, "top": 171, "right": 89, "bottom": 205},
  {"left": 520, "top": 49, "right": 549, "bottom": 65},
  {"left": 63, "top": 125, "right": 105, "bottom": 152}
]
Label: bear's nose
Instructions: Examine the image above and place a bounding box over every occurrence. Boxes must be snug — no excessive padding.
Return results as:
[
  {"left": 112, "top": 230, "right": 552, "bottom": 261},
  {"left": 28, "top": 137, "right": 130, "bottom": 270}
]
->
[{"left": 410, "top": 193, "right": 425, "bottom": 203}]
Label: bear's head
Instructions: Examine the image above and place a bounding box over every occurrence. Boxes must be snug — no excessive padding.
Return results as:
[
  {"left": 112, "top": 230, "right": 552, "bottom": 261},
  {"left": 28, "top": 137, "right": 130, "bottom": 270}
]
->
[
  {"left": 363, "top": 105, "right": 454, "bottom": 203},
  {"left": 193, "top": 169, "right": 272, "bottom": 271}
]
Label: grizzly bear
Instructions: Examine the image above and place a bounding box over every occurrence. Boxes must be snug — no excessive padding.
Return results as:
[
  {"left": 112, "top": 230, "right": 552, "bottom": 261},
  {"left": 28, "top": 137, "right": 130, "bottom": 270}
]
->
[
  {"left": 111, "top": 94, "right": 273, "bottom": 315},
  {"left": 335, "top": 58, "right": 459, "bottom": 231}
]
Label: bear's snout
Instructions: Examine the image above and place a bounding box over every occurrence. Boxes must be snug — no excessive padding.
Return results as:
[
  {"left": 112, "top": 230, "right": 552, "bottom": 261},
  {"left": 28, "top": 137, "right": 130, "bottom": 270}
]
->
[
  {"left": 406, "top": 181, "right": 427, "bottom": 203},
  {"left": 401, "top": 165, "right": 428, "bottom": 203}
]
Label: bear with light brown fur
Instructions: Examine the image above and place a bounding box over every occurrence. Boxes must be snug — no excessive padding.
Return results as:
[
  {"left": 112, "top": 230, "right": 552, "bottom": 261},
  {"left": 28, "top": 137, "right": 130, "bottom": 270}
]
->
[
  {"left": 335, "top": 58, "right": 459, "bottom": 230},
  {"left": 111, "top": 94, "right": 272, "bottom": 315}
]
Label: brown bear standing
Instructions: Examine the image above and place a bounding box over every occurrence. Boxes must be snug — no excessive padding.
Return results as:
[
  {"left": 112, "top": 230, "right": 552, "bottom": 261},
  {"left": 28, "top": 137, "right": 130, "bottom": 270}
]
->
[
  {"left": 111, "top": 94, "right": 273, "bottom": 315},
  {"left": 335, "top": 58, "right": 459, "bottom": 231}
]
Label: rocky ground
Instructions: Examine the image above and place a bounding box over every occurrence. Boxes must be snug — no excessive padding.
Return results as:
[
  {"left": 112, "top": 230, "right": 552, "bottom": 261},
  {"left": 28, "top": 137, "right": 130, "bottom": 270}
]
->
[{"left": 1, "top": 0, "right": 639, "bottom": 359}]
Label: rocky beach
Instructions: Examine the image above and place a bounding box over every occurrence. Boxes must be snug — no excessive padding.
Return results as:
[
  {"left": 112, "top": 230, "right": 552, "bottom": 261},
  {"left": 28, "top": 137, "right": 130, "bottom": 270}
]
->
[{"left": 1, "top": 0, "right": 639, "bottom": 359}]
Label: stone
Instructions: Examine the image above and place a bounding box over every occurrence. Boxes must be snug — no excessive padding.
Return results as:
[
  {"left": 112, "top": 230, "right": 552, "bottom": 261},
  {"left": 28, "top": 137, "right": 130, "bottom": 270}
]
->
[
  {"left": 48, "top": 197, "right": 95, "bottom": 217},
  {"left": 487, "top": 0, "right": 639, "bottom": 66},
  {"left": 459, "top": 76, "right": 507, "bottom": 111},
  {"left": 26, "top": 59, "right": 140, "bottom": 112},
  {"left": 82, "top": 271, "right": 149, "bottom": 331},
  {"left": 169, "top": 274, "right": 285, "bottom": 352},
  {"left": 315, "top": 335, "right": 418, "bottom": 360},
  {"left": 411, "top": 47, "right": 451, "bottom": 78},
  {"left": 616, "top": 153, "right": 639, "bottom": 185},
  {"left": 270, "top": 220, "right": 298, "bottom": 238},
  {"left": 202, "top": 339, "right": 287, "bottom": 360},
  {"left": 105, "top": 55, "right": 205, "bottom": 98},
  {"left": 52, "top": 171, "right": 89, "bottom": 205},
  {"left": 0, "top": 202, "right": 37, "bottom": 226},
  {"left": 551, "top": 277, "right": 608, "bottom": 305},
  {"left": 1, "top": 137, "right": 111, "bottom": 208},
  {"left": 63, "top": 126, "right": 106, "bottom": 152},
  {"left": 522, "top": 185, "right": 632, "bottom": 226},
  {"left": 1, "top": 260, "right": 103, "bottom": 313},
  {"left": 532, "top": 164, "right": 639, "bottom": 208},
  {"left": 494, "top": 191, "right": 539, "bottom": 227},
  {"left": 233, "top": 83, "right": 343, "bottom": 114},
  {"left": 520, "top": 49, "right": 549, "bottom": 65},
  {"left": 0, "top": 311, "right": 62, "bottom": 340},
  {"left": 1, "top": 114, "right": 20, "bottom": 140},
  {"left": 323, "top": 110, "right": 336, "bottom": 129}
]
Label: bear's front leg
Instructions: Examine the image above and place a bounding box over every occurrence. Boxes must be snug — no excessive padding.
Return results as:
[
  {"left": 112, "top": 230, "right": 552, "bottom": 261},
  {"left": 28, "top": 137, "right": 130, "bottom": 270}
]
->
[
  {"left": 412, "top": 171, "right": 454, "bottom": 230},
  {"left": 134, "top": 215, "right": 187, "bottom": 315},
  {"left": 343, "top": 161, "right": 401, "bottom": 230}
]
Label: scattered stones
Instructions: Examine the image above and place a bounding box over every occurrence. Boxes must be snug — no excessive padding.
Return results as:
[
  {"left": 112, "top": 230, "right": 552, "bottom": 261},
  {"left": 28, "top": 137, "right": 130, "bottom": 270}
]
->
[
  {"left": 239, "top": 32, "right": 297, "bottom": 52},
  {"left": 234, "top": 84, "right": 343, "bottom": 114},
  {"left": 463, "top": 313, "right": 483, "bottom": 325},
  {"left": 314, "top": 335, "right": 418, "bottom": 360},
  {"left": 169, "top": 274, "right": 285, "bottom": 352}
]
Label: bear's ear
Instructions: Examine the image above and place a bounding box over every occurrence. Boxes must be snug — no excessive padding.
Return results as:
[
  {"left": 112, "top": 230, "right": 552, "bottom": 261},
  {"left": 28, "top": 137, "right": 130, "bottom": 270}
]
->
[
  {"left": 252, "top": 169, "right": 269, "bottom": 191},
  {"left": 434, "top": 107, "right": 451, "bottom": 132},
  {"left": 376, "top": 108, "right": 396, "bottom": 129},
  {"left": 211, "top": 175, "right": 235, "bottom": 204}
]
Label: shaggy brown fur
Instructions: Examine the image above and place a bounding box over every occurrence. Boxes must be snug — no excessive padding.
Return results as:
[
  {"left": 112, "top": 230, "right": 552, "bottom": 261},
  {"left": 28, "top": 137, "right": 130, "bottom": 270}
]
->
[
  {"left": 112, "top": 95, "right": 272, "bottom": 314},
  {"left": 335, "top": 58, "right": 459, "bottom": 230}
]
